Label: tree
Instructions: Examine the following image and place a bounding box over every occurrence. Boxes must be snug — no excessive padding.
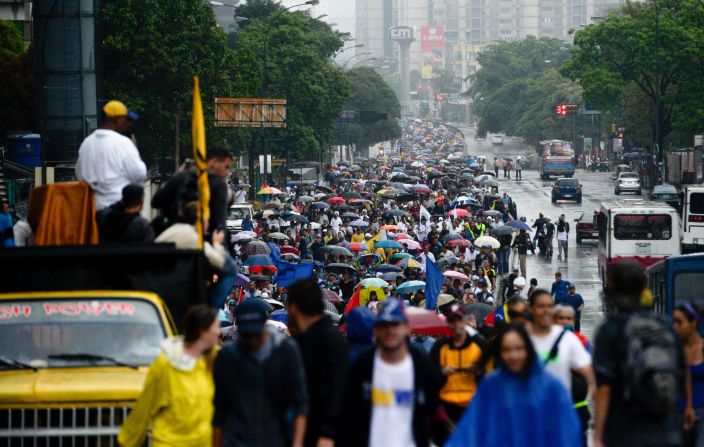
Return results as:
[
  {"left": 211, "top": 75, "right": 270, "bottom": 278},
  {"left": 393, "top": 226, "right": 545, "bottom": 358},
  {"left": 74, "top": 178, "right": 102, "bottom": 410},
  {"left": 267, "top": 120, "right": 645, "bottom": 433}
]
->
[
  {"left": 0, "top": 20, "right": 35, "bottom": 138},
  {"left": 560, "top": 0, "right": 704, "bottom": 149},
  {"left": 100, "top": 0, "right": 240, "bottom": 162},
  {"left": 335, "top": 67, "right": 401, "bottom": 150}
]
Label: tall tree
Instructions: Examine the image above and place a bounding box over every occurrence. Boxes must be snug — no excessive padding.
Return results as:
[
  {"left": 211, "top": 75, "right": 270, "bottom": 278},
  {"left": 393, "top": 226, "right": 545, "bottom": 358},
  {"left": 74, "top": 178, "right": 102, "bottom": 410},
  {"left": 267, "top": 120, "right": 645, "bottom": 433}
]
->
[
  {"left": 560, "top": 0, "right": 704, "bottom": 149},
  {"left": 0, "top": 20, "right": 35, "bottom": 138}
]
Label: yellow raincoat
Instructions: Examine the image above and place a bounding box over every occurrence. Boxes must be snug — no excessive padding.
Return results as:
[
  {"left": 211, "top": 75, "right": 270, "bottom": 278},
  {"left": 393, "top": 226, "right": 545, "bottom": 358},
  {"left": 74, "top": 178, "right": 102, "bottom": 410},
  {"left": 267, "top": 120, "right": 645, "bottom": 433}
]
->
[{"left": 118, "top": 337, "right": 218, "bottom": 447}]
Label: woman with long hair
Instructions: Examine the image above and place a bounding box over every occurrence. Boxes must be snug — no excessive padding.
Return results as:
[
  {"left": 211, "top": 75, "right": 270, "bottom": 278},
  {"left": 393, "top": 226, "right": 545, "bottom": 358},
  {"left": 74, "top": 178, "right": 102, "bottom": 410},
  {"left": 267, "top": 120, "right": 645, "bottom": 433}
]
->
[
  {"left": 673, "top": 302, "right": 703, "bottom": 446},
  {"left": 118, "top": 305, "right": 221, "bottom": 447},
  {"left": 445, "top": 323, "right": 581, "bottom": 446}
]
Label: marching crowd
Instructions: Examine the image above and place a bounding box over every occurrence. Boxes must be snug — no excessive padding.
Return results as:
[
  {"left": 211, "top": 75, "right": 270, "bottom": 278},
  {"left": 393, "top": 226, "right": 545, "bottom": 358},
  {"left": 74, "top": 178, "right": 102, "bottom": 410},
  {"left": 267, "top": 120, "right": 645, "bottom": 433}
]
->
[{"left": 13, "top": 102, "right": 697, "bottom": 447}]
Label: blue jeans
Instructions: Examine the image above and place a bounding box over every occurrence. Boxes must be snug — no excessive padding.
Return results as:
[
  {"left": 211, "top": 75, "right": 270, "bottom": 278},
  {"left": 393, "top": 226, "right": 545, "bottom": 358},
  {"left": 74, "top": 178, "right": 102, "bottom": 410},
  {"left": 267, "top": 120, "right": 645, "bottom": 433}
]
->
[
  {"left": 210, "top": 255, "right": 238, "bottom": 309},
  {"left": 497, "top": 247, "right": 510, "bottom": 274}
]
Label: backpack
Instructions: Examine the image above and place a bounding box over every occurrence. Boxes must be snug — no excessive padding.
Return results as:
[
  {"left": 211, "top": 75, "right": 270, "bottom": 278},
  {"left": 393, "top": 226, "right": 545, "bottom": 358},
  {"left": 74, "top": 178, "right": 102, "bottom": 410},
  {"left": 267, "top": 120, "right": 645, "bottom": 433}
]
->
[{"left": 621, "top": 313, "right": 680, "bottom": 416}]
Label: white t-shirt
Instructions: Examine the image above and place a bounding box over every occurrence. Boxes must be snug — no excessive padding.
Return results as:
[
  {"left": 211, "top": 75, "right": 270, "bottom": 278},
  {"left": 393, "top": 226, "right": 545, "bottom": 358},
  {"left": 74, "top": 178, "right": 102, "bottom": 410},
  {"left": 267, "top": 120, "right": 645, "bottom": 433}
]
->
[
  {"left": 369, "top": 352, "right": 416, "bottom": 447},
  {"left": 75, "top": 129, "right": 147, "bottom": 210},
  {"left": 530, "top": 324, "right": 592, "bottom": 393}
]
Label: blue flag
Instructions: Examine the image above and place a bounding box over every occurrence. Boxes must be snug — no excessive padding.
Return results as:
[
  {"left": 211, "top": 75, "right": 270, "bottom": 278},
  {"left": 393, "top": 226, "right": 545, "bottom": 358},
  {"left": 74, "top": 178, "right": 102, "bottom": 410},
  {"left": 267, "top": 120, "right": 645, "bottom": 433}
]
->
[
  {"left": 424, "top": 258, "right": 444, "bottom": 310},
  {"left": 272, "top": 250, "right": 314, "bottom": 288}
]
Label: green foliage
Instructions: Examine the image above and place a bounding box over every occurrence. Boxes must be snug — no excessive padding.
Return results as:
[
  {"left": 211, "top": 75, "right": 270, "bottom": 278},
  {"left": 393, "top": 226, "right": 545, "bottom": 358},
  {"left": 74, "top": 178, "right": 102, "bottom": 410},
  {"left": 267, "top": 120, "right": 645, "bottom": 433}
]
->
[
  {"left": 100, "top": 0, "right": 243, "bottom": 162},
  {"left": 561, "top": 0, "right": 704, "bottom": 147},
  {"left": 336, "top": 67, "right": 401, "bottom": 149},
  {"left": 468, "top": 37, "right": 580, "bottom": 145},
  {"left": 0, "top": 20, "right": 35, "bottom": 138}
]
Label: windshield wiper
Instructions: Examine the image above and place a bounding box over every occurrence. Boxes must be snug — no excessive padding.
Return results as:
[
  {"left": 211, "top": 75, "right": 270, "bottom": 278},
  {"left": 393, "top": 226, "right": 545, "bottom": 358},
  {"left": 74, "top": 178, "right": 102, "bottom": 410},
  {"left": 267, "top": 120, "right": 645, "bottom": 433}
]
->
[
  {"left": 48, "top": 353, "right": 138, "bottom": 370},
  {"left": 0, "top": 355, "right": 38, "bottom": 371}
]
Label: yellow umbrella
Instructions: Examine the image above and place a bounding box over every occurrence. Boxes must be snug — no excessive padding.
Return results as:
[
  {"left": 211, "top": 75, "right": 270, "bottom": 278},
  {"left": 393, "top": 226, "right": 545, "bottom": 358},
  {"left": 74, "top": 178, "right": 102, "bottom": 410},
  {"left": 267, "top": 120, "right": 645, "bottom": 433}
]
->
[{"left": 359, "top": 286, "right": 387, "bottom": 306}]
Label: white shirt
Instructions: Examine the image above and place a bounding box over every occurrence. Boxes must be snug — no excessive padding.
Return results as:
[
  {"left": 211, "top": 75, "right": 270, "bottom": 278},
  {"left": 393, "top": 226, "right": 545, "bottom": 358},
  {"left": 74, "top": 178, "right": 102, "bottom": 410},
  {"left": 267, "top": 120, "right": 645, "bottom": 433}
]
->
[
  {"left": 530, "top": 324, "right": 592, "bottom": 393},
  {"left": 234, "top": 189, "right": 247, "bottom": 204},
  {"left": 75, "top": 129, "right": 147, "bottom": 210},
  {"left": 369, "top": 352, "right": 416, "bottom": 447},
  {"left": 331, "top": 216, "right": 343, "bottom": 232}
]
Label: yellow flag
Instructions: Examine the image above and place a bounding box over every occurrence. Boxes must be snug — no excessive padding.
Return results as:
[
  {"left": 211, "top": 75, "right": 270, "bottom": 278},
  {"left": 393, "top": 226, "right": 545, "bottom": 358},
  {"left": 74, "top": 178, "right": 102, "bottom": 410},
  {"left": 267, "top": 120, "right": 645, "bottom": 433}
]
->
[{"left": 192, "top": 76, "right": 210, "bottom": 249}]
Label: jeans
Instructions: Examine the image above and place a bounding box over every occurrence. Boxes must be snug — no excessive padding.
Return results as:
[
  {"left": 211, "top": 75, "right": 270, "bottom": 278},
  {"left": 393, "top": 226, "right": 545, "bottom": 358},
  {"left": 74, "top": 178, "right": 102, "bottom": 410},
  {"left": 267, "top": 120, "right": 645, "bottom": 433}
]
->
[
  {"left": 497, "top": 247, "right": 510, "bottom": 274},
  {"left": 210, "top": 255, "right": 238, "bottom": 309},
  {"left": 558, "top": 239, "right": 568, "bottom": 258},
  {"left": 516, "top": 169, "right": 522, "bottom": 179}
]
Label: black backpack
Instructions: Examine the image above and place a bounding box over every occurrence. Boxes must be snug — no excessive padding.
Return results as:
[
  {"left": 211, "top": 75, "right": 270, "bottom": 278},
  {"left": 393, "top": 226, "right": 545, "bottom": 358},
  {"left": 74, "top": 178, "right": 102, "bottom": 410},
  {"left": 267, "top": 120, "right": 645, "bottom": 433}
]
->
[{"left": 620, "top": 313, "right": 680, "bottom": 416}]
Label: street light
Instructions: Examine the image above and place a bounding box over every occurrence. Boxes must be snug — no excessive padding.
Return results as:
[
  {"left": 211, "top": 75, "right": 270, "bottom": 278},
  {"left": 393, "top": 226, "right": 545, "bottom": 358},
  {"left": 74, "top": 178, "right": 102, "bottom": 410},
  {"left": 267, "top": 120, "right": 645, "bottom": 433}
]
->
[
  {"left": 350, "top": 57, "right": 377, "bottom": 70},
  {"left": 314, "top": 14, "right": 327, "bottom": 20},
  {"left": 341, "top": 51, "right": 371, "bottom": 69}
]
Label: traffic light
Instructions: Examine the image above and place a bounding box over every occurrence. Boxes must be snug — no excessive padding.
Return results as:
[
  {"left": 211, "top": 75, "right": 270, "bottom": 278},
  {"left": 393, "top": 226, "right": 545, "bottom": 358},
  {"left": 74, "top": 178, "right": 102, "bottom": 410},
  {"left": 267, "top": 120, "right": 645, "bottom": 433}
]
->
[
  {"left": 565, "top": 104, "right": 579, "bottom": 114},
  {"left": 555, "top": 104, "right": 567, "bottom": 116}
]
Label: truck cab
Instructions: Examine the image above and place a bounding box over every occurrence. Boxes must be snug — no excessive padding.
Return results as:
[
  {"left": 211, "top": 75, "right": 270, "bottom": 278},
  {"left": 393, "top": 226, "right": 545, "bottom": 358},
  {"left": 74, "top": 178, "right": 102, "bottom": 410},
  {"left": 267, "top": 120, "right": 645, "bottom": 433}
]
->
[{"left": 226, "top": 204, "right": 255, "bottom": 232}]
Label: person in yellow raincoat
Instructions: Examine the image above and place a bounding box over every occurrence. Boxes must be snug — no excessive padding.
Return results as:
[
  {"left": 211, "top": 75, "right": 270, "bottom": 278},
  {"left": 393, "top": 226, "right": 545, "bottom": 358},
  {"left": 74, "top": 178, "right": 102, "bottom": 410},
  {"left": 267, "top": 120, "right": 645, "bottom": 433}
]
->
[{"left": 118, "top": 305, "right": 221, "bottom": 447}]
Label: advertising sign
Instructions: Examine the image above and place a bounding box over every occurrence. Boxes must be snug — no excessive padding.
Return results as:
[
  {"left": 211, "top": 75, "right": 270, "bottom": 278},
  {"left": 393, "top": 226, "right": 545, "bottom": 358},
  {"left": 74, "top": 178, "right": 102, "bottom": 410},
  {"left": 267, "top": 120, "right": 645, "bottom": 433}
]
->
[
  {"left": 421, "top": 25, "right": 444, "bottom": 79},
  {"left": 389, "top": 26, "right": 414, "bottom": 43}
]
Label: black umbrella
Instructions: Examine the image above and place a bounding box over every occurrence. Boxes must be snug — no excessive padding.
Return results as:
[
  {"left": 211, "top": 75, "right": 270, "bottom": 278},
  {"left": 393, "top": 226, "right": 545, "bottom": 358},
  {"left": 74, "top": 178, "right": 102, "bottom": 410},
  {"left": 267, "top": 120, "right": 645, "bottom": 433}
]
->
[{"left": 324, "top": 263, "right": 357, "bottom": 274}]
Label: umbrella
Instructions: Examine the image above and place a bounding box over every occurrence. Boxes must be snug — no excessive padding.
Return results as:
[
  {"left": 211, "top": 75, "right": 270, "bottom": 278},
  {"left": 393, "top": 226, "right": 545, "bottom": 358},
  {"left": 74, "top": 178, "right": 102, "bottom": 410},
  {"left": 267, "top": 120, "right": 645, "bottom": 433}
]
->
[
  {"left": 386, "top": 209, "right": 409, "bottom": 217},
  {"left": 263, "top": 298, "right": 285, "bottom": 310},
  {"left": 360, "top": 253, "right": 381, "bottom": 265},
  {"left": 484, "top": 179, "right": 500, "bottom": 188},
  {"left": 412, "top": 184, "right": 431, "bottom": 194},
  {"left": 491, "top": 226, "right": 516, "bottom": 236},
  {"left": 376, "top": 264, "right": 403, "bottom": 273},
  {"left": 437, "top": 294, "right": 456, "bottom": 307},
  {"left": 244, "top": 254, "right": 274, "bottom": 266},
  {"left": 341, "top": 212, "right": 359, "bottom": 220},
  {"left": 249, "top": 274, "right": 274, "bottom": 281},
  {"left": 232, "top": 233, "right": 255, "bottom": 243},
  {"left": 389, "top": 252, "right": 413, "bottom": 261},
  {"left": 264, "top": 201, "right": 282, "bottom": 209},
  {"left": 505, "top": 220, "right": 532, "bottom": 232},
  {"left": 443, "top": 270, "right": 469, "bottom": 282},
  {"left": 321, "top": 246, "right": 354, "bottom": 257},
  {"left": 405, "top": 307, "right": 452, "bottom": 336},
  {"left": 341, "top": 192, "right": 362, "bottom": 200},
  {"left": 393, "top": 233, "right": 411, "bottom": 240},
  {"left": 437, "top": 256, "right": 460, "bottom": 267},
  {"left": 243, "top": 241, "right": 272, "bottom": 256},
  {"left": 483, "top": 210, "right": 503, "bottom": 218},
  {"left": 323, "top": 299, "right": 340, "bottom": 314},
  {"left": 443, "top": 233, "right": 464, "bottom": 243},
  {"left": 348, "top": 242, "right": 366, "bottom": 252},
  {"left": 379, "top": 225, "right": 401, "bottom": 231},
  {"left": 284, "top": 214, "right": 308, "bottom": 224},
  {"left": 298, "top": 195, "right": 314, "bottom": 202},
  {"left": 349, "top": 199, "right": 372, "bottom": 207},
  {"left": 474, "top": 236, "right": 501, "bottom": 249},
  {"left": 375, "top": 240, "right": 403, "bottom": 250},
  {"left": 448, "top": 208, "right": 469, "bottom": 218},
  {"left": 325, "top": 263, "right": 356, "bottom": 274},
  {"left": 350, "top": 219, "right": 369, "bottom": 227},
  {"left": 397, "top": 280, "right": 426, "bottom": 294},
  {"left": 328, "top": 196, "right": 346, "bottom": 204},
  {"left": 315, "top": 185, "right": 333, "bottom": 193},
  {"left": 398, "top": 239, "right": 421, "bottom": 250},
  {"left": 445, "top": 239, "right": 472, "bottom": 248},
  {"left": 257, "top": 186, "right": 283, "bottom": 195},
  {"left": 322, "top": 288, "right": 344, "bottom": 304},
  {"left": 361, "top": 278, "right": 389, "bottom": 288},
  {"left": 310, "top": 202, "right": 330, "bottom": 209},
  {"left": 234, "top": 273, "right": 250, "bottom": 288},
  {"left": 410, "top": 161, "right": 425, "bottom": 167},
  {"left": 395, "top": 257, "right": 422, "bottom": 269},
  {"left": 382, "top": 272, "right": 405, "bottom": 281},
  {"left": 268, "top": 232, "right": 289, "bottom": 241},
  {"left": 359, "top": 287, "right": 387, "bottom": 305},
  {"left": 281, "top": 253, "right": 300, "bottom": 262}
]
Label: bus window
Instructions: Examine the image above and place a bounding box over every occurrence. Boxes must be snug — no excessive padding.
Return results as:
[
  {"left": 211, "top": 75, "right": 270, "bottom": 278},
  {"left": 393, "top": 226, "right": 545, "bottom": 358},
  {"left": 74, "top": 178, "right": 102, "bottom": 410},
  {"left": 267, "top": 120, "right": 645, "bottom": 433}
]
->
[
  {"left": 691, "top": 193, "right": 704, "bottom": 215},
  {"left": 674, "top": 272, "right": 704, "bottom": 307},
  {"left": 614, "top": 214, "right": 672, "bottom": 240}
]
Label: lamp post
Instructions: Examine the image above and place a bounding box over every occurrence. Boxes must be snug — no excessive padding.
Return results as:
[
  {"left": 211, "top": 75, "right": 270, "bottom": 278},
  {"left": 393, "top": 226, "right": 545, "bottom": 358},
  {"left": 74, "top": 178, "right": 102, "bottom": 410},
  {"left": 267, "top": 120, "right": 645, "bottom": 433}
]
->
[
  {"left": 340, "top": 51, "right": 371, "bottom": 70},
  {"left": 350, "top": 57, "right": 377, "bottom": 70}
]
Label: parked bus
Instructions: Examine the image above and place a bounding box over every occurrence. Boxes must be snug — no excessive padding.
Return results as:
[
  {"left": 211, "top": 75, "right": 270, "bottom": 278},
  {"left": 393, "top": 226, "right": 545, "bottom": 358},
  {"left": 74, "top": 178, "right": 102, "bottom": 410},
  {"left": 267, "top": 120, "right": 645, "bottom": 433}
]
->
[
  {"left": 539, "top": 140, "right": 576, "bottom": 180},
  {"left": 595, "top": 199, "right": 682, "bottom": 286},
  {"left": 682, "top": 184, "right": 704, "bottom": 253},
  {"left": 647, "top": 253, "right": 704, "bottom": 316}
]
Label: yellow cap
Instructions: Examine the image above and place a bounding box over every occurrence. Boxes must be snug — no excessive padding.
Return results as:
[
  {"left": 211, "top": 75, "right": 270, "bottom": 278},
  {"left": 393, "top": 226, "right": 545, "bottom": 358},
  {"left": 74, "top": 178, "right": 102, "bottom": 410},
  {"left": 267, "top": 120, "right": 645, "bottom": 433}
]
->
[{"left": 103, "top": 100, "right": 128, "bottom": 117}]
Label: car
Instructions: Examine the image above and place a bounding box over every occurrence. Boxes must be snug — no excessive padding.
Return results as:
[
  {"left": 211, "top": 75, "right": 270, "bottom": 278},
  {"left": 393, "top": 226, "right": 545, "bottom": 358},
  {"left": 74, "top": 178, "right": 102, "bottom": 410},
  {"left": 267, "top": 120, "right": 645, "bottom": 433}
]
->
[
  {"left": 226, "top": 204, "right": 255, "bottom": 232},
  {"left": 575, "top": 211, "right": 600, "bottom": 243},
  {"left": 551, "top": 177, "right": 582, "bottom": 203},
  {"left": 650, "top": 183, "right": 680, "bottom": 209},
  {"left": 614, "top": 172, "right": 641, "bottom": 195},
  {"left": 490, "top": 135, "right": 504, "bottom": 145}
]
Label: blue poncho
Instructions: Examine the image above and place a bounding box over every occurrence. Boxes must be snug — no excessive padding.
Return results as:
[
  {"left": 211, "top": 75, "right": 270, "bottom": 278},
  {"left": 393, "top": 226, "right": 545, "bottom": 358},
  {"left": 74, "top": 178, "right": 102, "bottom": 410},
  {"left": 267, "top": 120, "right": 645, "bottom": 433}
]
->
[{"left": 445, "top": 362, "right": 581, "bottom": 447}]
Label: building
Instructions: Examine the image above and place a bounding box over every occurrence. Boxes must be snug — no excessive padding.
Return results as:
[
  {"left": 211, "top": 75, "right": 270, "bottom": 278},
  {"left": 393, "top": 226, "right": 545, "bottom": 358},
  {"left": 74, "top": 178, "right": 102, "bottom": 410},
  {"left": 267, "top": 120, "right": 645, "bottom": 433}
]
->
[{"left": 1, "top": 0, "right": 31, "bottom": 43}]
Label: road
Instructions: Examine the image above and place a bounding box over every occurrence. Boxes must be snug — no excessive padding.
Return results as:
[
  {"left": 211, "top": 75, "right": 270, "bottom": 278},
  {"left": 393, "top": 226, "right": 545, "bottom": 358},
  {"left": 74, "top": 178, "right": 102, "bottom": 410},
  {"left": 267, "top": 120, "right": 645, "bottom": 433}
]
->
[{"left": 460, "top": 129, "right": 624, "bottom": 339}]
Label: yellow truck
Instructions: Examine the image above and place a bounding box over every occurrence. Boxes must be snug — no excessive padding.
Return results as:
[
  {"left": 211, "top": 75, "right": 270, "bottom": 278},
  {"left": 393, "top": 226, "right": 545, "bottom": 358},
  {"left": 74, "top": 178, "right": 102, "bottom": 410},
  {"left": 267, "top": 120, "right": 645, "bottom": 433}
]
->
[{"left": 0, "top": 246, "right": 205, "bottom": 445}]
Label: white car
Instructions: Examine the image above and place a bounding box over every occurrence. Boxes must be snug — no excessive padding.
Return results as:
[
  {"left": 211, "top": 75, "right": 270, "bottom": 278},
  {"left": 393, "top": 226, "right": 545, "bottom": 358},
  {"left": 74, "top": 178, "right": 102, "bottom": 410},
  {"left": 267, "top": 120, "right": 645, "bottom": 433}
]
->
[
  {"left": 226, "top": 204, "right": 255, "bottom": 232},
  {"left": 614, "top": 172, "right": 641, "bottom": 195},
  {"left": 490, "top": 135, "right": 504, "bottom": 145}
]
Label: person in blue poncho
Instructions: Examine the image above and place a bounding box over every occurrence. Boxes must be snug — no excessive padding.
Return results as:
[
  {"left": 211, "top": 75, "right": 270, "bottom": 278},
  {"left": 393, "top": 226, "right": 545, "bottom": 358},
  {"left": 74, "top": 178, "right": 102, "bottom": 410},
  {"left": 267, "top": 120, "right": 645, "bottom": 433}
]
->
[{"left": 445, "top": 323, "right": 582, "bottom": 447}]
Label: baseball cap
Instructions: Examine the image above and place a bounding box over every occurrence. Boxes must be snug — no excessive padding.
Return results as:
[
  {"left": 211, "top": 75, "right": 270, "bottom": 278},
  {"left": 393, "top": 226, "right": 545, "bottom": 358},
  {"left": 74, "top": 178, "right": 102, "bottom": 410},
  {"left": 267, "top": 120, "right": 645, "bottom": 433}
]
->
[
  {"left": 479, "top": 278, "right": 487, "bottom": 286},
  {"left": 236, "top": 299, "right": 269, "bottom": 335},
  {"left": 103, "top": 100, "right": 137, "bottom": 119},
  {"left": 471, "top": 275, "right": 480, "bottom": 281},
  {"left": 568, "top": 283, "right": 576, "bottom": 289},
  {"left": 375, "top": 300, "right": 407, "bottom": 325},
  {"left": 513, "top": 276, "right": 527, "bottom": 287}
]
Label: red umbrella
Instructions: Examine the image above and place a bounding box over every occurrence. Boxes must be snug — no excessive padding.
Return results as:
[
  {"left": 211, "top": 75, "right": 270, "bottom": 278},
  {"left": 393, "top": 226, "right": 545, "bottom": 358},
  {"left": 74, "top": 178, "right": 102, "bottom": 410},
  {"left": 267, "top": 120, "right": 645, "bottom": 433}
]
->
[
  {"left": 328, "top": 196, "right": 346, "bottom": 204},
  {"left": 393, "top": 233, "right": 411, "bottom": 240},
  {"left": 348, "top": 242, "right": 366, "bottom": 252},
  {"left": 405, "top": 307, "right": 452, "bottom": 336},
  {"left": 248, "top": 265, "right": 277, "bottom": 275},
  {"left": 446, "top": 239, "right": 472, "bottom": 248},
  {"left": 448, "top": 208, "right": 469, "bottom": 218},
  {"left": 280, "top": 246, "right": 300, "bottom": 256}
]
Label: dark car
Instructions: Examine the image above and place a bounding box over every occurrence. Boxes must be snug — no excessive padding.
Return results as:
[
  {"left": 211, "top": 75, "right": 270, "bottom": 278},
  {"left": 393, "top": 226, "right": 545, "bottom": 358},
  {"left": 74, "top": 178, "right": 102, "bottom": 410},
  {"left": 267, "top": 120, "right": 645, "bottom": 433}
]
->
[
  {"left": 551, "top": 178, "right": 582, "bottom": 203},
  {"left": 650, "top": 183, "right": 680, "bottom": 209},
  {"left": 575, "top": 211, "right": 599, "bottom": 244}
]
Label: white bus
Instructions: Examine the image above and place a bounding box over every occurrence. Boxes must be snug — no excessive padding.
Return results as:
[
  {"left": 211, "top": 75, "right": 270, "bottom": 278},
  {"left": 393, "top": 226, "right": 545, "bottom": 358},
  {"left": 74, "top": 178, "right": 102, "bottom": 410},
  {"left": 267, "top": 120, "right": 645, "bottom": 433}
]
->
[
  {"left": 682, "top": 185, "right": 704, "bottom": 253},
  {"left": 596, "top": 200, "right": 682, "bottom": 285}
]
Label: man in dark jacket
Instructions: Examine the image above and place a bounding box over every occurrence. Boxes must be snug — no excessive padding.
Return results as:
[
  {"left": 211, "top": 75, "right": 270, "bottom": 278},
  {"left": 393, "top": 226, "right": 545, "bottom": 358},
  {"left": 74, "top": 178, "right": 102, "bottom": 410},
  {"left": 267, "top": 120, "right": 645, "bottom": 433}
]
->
[
  {"left": 213, "top": 299, "right": 308, "bottom": 447},
  {"left": 287, "top": 279, "right": 348, "bottom": 447},
  {"left": 97, "top": 184, "right": 154, "bottom": 243},
  {"left": 339, "top": 300, "right": 441, "bottom": 447}
]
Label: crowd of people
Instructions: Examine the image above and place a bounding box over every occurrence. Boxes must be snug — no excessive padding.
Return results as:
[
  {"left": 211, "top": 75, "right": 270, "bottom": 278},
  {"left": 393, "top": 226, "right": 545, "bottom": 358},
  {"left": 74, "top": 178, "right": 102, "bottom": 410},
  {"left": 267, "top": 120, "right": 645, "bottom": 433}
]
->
[{"left": 4, "top": 102, "right": 698, "bottom": 447}]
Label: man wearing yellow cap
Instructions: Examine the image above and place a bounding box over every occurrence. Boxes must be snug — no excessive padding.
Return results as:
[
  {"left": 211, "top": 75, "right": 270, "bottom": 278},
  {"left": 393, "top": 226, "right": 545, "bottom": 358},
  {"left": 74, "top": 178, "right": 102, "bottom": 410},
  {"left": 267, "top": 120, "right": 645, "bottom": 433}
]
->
[{"left": 75, "top": 100, "right": 147, "bottom": 210}]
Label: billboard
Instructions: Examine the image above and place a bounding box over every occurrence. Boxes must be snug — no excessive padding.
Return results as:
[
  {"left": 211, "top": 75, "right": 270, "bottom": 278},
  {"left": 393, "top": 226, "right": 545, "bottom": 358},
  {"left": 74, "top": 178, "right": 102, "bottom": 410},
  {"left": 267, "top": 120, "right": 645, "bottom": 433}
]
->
[
  {"left": 421, "top": 25, "right": 444, "bottom": 79},
  {"left": 214, "top": 98, "right": 287, "bottom": 128},
  {"left": 388, "top": 26, "right": 414, "bottom": 43}
]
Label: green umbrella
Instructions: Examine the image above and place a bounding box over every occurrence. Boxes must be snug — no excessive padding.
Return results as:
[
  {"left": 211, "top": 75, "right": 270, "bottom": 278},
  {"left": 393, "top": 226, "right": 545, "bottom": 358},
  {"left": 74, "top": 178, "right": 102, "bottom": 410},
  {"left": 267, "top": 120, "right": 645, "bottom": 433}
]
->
[{"left": 484, "top": 179, "right": 500, "bottom": 187}]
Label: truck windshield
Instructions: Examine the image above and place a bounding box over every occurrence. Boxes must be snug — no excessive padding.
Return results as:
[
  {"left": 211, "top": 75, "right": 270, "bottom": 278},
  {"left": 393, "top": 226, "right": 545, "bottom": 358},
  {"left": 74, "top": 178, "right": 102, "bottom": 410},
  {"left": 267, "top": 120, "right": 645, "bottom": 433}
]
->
[
  {"left": 229, "top": 208, "right": 249, "bottom": 219},
  {"left": 613, "top": 214, "right": 672, "bottom": 240},
  {"left": 0, "top": 299, "right": 166, "bottom": 369}
]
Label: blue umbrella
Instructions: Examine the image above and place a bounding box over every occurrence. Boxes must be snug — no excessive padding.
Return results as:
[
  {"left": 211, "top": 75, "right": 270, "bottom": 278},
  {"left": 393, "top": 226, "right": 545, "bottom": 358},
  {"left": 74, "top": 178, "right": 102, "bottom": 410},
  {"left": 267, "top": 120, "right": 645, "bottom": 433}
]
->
[
  {"left": 505, "top": 220, "right": 532, "bottom": 232},
  {"left": 397, "top": 280, "right": 426, "bottom": 294},
  {"left": 244, "top": 254, "right": 274, "bottom": 266},
  {"left": 375, "top": 240, "right": 403, "bottom": 250},
  {"left": 376, "top": 264, "right": 403, "bottom": 273},
  {"left": 350, "top": 219, "right": 369, "bottom": 227}
]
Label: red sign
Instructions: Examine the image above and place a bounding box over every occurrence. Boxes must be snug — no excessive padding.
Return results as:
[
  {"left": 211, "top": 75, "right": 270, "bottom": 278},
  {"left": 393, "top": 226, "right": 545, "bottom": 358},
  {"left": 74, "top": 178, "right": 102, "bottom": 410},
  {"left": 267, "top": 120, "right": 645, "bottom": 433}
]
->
[{"left": 421, "top": 26, "right": 444, "bottom": 80}]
